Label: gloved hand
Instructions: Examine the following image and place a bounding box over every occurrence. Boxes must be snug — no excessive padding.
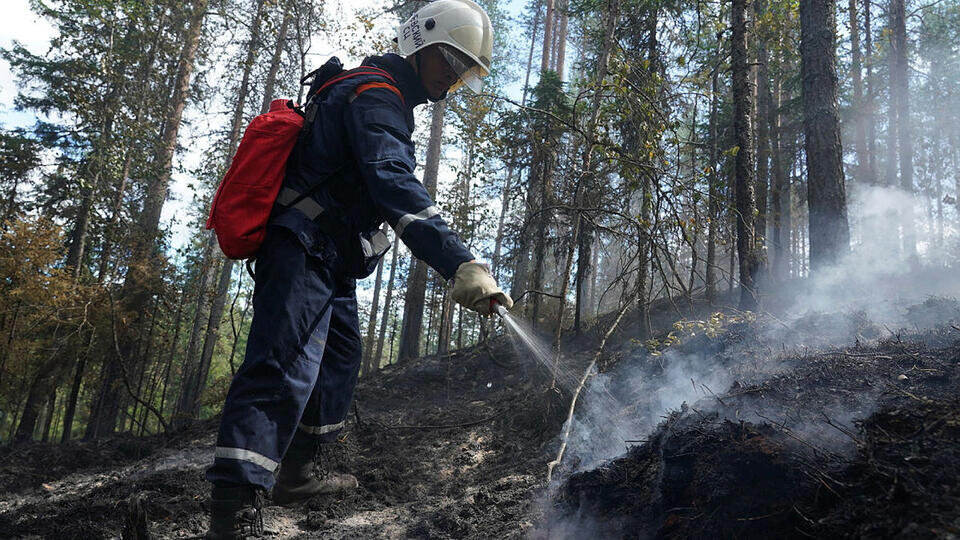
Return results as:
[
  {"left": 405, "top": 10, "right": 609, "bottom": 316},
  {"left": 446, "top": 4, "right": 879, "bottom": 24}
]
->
[{"left": 451, "top": 261, "right": 514, "bottom": 315}]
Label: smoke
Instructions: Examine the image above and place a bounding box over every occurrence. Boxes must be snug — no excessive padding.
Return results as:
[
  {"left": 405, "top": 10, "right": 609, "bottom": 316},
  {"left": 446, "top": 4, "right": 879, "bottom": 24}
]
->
[{"left": 551, "top": 182, "right": 960, "bottom": 481}]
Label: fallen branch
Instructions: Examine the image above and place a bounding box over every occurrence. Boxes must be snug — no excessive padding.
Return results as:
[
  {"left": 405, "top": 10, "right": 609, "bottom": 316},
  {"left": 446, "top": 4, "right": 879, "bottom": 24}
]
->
[
  {"left": 820, "top": 411, "right": 864, "bottom": 446},
  {"left": 512, "top": 289, "right": 566, "bottom": 303},
  {"left": 817, "top": 351, "right": 893, "bottom": 360},
  {"left": 546, "top": 301, "right": 632, "bottom": 483}
]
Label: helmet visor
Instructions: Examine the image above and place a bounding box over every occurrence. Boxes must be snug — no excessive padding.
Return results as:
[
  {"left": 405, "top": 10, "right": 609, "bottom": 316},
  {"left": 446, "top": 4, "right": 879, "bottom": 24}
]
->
[{"left": 438, "top": 44, "right": 484, "bottom": 94}]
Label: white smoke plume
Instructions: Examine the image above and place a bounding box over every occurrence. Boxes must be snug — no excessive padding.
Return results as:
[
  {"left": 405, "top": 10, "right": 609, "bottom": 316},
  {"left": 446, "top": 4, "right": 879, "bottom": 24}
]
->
[{"left": 553, "top": 182, "right": 960, "bottom": 479}]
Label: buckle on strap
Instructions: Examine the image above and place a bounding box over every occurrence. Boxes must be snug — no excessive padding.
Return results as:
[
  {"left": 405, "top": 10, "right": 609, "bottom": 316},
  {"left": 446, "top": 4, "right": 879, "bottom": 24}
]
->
[
  {"left": 277, "top": 187, "right": 325, "bottom": 220},
  {"left": 360, "top": 227, "right": 392, "bottom": 258}
]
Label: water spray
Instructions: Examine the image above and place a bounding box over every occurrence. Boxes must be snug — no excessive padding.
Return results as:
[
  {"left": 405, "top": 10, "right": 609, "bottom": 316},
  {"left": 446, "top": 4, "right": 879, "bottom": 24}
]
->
[{"left": 493, "top": 297, "right": 635, "bottom": 482}]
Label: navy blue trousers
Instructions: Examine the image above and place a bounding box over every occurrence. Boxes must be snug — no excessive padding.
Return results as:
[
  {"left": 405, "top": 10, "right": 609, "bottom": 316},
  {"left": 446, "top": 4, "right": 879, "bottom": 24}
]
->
[{"left": 206, "top": 227, "right": 362, "bottom": 490}]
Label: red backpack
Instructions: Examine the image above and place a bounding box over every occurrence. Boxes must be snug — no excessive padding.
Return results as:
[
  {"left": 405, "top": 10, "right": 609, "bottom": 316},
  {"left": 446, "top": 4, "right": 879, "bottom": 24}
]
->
[{"left": 205, "top": 61, "right": 399, "bottom": 260}]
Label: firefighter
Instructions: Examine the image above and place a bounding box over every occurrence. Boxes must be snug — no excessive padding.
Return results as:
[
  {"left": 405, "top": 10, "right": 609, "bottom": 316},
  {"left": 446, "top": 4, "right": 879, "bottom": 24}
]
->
[{"left": 204, "top": 1, "right": 512, "bottom": 537}]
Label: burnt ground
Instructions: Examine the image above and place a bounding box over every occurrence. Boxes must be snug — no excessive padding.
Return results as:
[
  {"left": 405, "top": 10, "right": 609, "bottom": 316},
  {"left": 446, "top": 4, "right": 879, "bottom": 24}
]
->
[
  {"left": 0, "top": 327, "right": 569, "bottom": 539},
  {"left": 1, "top": 296, "right": 959, "bottom": 539},
  {"left": 547, "top": 310, "right": 960, "bottom": 538}
]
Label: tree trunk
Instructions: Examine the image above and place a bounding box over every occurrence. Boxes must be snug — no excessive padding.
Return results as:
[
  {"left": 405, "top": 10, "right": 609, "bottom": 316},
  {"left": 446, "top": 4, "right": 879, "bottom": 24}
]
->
[
  {"left": 732, "top": 0, "right": 760, "bottom": 309},
  {"left": 64, "top": 50, "right": 125, "bottom": 280},
  {"left": 800, "top": 0, "right": 851, "bottom": 271},
  {"left": 437, "top": 288, "right": 454, "bottom": 356},
  {"left": 637, "top": 177, "right": 652, "bottom": 338},
  {"left": 492, "top": 6, "right": 541, "bottom": 279},
  {"left": 362, "top": 251, "right": 386, "bottom": 375},
  {"left": 573, "top": 219, "right": 592, "bottom": 334},
  {"left": 86, "top": 1, "right": 208, "bottom": 439},
  {"left": 190, "top": 259, "right": 233, "bottom": 419},
  {"left": 528, "top": 148, "right": 551, "bottom": 327},
  {"left": 41, "top": 389, "right": 57, "bottom": 442},
  {"left": 172, "top": 240, "right": 217, "bottom": 427},
  {"left": 706, "top": 39, "right": 721, "bottom": 301},
  {"left": 14, "top": 377, "right": 47, "bottom": 443},
  {"left": 954, "top": 131, "right": 960, "bottom": 229},
  {"left": 555, "top": 0, "right": 569, "bottom": 79},
  {"left": 61, "top": 330, "right": 95, "bottom": 442},
  {"left": 502, "top": 7, "right": 540, "bottom": 298},
  {"left": 864, "top": 0, "right": 877, "bottom": 182},
  {"left": 397, "top": 100, "right": 445, "bottom": 361},
  {"left": 540, "top": 0, "right": 555, "bottom": 72},
  {"left": 182, "top": 0, "right": 267, "bottom": 423},
  {"left": 553, "top": 0, "right": 621, "bottom": 355},
  {"left": 890, "top": 0, "right": 915, "bottom": 257},
  {"left": 374, "top": 236, "right": 401, "bottom": 370},
  {"left": 260, "top": 8, "right": 291, "bottom": 115},
  {"left": 755, "top": 0, "right": 770, "bottom": 253},
  {"left": 158, "top": 286, "right": 187, "bottom": 423},
  {"left": 849, "top": 0, "right": 868, "bottom": 182},
  {"left": 770, "top": 49, "right": 789, "bottom": 282}
]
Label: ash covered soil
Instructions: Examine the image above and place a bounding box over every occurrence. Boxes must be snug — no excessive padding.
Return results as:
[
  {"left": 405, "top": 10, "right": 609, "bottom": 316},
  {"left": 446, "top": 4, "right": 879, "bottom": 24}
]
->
[
  {"left": 2, "top": 297, "right": 960, "bottom": 539},
  {"left": 0, "top": 328, "right": 572, "bottom": 539}
]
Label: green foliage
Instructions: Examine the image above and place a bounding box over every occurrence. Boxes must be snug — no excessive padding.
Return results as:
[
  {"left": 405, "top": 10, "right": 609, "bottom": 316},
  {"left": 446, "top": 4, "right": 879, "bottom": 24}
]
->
[{"left": 642, "top": 311, "right": 756, "bottom": 356}]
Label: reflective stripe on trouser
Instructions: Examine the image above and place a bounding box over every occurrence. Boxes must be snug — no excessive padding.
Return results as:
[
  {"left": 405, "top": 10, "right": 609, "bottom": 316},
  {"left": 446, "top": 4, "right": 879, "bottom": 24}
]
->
[{"left": 205, "top": 227, "right": 362, "bottom": 490}]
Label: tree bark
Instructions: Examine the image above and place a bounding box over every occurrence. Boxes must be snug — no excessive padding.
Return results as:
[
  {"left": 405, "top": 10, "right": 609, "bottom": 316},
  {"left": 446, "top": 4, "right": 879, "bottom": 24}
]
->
[
  {"left": 540, "top": 0, "right": 555, "bottom": 72},
  {"left": 374, "top": 236, "right": 401, "bottom": 370},
  {"left": 706, "top": 35, "right": 721, "bottom": 301},
  {"left": 864, "top": 0, "right": 877, "bottom": 182},
  {"left": 800, "top": 0, "right": 851, "bottom": 271},
  {"left": 61, "top": 331, "right": 94, "bottom": 442},
  {"left": 172, "top": 239, "right": 216, "bottom": 427},
  {"left": 732, "top": 0, "right": 760, "bottom": 309},
  {"left": 755, "top": 0, "right": 770, "bottom": 253},
  {"left": 890, "top": 0, "right": 915, "bottom": 256},
  {"left": 573, "top": 219, "right": 592, "bottom": 334},
  {"left": 555, "top": 0, "right": 569, "bottom": 79},
  {"left": 260, "top": 8, "right": 291, "bottom": 115},
  {"left": 40, "top": 389, "right": 56, "bottom": 442},
  {"left": 362, "top": 251, "right": 386, "bottom": 375},
  {"left": 849, "top": 0, "right": 868, "bottom": 181},
  {"left": 770, "top": 48, "right": 789, "bottom": 282},
  {"left": 397, "top": 100, "right": 446, "bottom": 361}
]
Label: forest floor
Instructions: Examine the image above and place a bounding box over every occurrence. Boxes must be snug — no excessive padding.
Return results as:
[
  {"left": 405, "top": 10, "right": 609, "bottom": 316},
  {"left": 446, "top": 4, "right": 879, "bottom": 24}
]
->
[{"left": 1, "top": 294, "right": 960, "bottom": 539}]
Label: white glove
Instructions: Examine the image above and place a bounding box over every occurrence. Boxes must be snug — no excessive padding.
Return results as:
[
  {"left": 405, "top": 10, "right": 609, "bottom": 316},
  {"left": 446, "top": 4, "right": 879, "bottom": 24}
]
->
[{"left": 451, "top": 261, "right": 514, "bottom": 315}]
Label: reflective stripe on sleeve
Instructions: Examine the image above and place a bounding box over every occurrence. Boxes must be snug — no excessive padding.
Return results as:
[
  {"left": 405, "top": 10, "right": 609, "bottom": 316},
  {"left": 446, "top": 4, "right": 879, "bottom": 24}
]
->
[
  {"left": 394, "top": 206, "right": 439, "bottom": 238},
  {"left": 297, "top": 421, "right": 345, "bottom": 435},
  {"left": 214, "top": 446, "right": 280, "bottom": 472}
]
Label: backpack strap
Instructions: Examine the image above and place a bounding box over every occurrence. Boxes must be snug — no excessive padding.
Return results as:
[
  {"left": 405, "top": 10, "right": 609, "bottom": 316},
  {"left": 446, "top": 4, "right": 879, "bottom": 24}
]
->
[
  {"left": 348, "top": 81, "right": 404, "bottom": 104},
  {"left": 281, "top": 65, "right": 402, "bottom": 222},
  {"left": 315, "top": 65, "right": 397, "bottom": 96},
  {"left": 301, "top": 66, "right": 401, "bottom": 130}
]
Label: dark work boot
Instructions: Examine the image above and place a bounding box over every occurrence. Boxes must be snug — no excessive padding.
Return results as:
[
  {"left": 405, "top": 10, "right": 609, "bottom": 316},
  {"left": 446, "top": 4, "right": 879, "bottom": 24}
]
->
[
  {"left": 205, "top": 485, "right": 265, "bottom": 539},
  {"left": 272, "top": 444, "right": 358, "bottom": 506}
]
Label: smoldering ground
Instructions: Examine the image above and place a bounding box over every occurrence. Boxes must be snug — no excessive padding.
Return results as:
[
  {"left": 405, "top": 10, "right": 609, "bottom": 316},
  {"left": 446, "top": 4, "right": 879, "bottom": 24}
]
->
[{"left": 530, "top": 183, "right": 960, "bottom": 537}]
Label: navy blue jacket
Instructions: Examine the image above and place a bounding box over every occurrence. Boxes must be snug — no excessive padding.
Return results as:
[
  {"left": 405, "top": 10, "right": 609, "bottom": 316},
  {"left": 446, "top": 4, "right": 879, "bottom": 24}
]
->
[{"left": 272, "top": 53, "right": 473, "bottom": 280}]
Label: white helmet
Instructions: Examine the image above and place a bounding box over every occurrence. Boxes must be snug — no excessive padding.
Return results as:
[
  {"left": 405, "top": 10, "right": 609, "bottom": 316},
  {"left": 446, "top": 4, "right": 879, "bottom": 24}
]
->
[{"left": 396, "top": 0, "right": 493, "bottom": 93}]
